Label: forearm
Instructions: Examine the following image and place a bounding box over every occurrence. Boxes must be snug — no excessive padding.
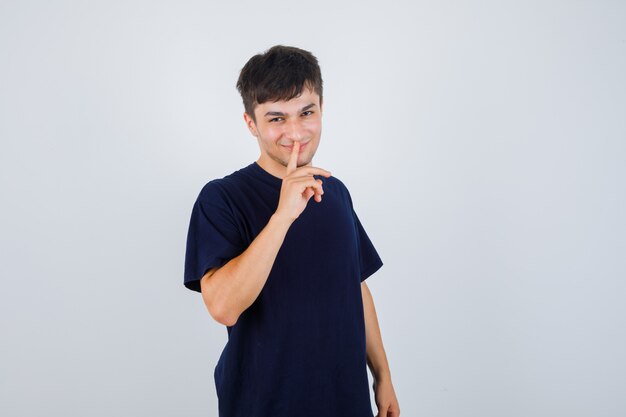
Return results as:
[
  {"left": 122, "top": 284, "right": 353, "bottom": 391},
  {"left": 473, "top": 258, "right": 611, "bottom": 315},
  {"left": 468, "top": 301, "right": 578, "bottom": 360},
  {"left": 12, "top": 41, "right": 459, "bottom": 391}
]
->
[
  {"left": 362, "top": 282, "right": 392, "bottom": 382},
  {"left": 203, "top": 213, "right": 293, "bottom": 326}
]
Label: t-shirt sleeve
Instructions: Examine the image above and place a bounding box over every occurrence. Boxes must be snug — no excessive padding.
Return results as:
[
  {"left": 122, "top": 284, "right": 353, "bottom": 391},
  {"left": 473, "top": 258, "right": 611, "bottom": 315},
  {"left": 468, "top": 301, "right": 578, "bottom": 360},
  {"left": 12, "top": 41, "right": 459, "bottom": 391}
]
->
[
  {"left": 346, "top": 189, "right": 383, "bottom": 282},
  {"left": 183, "top": 182, "right": 246, "bottom": 293},
  {"left": 352, "top": 209, "right": 384, "bottom": 282}
]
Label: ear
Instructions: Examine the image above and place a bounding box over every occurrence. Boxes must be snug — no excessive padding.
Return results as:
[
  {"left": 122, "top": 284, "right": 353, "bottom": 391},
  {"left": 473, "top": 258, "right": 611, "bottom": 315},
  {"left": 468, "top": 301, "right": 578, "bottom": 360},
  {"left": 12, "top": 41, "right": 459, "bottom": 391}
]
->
[{"left": 243, "top": 112, "right": 258, "bottom": 137}]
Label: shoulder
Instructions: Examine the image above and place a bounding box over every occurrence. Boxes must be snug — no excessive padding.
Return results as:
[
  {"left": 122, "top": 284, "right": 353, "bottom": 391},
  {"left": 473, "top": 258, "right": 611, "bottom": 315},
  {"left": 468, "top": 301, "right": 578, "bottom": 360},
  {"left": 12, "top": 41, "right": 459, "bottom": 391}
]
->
[
  {"left": 196, "top": 167, "right": 248, "bottom": 205},
  {"left": 321, "top": 173, "right": 354, "bottom": 203},
  {"left": 198, "top": 167, "right": 248, "bottom": 199},
  {"left": 320, "top": 172, "right": 348, "bottom": 192},
  {"left": 198, "top": 179, "right": 228, "bottom": 201}
]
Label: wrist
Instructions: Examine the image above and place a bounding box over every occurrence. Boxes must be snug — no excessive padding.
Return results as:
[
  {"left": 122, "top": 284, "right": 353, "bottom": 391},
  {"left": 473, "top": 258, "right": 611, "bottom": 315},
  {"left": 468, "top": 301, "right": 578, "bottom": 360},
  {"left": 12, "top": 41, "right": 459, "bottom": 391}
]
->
[
  {"left": 270, "top": 212, "right": 294, "bottom": 230},
  {"left": 374, "top": 370, "right": 392, "bottom": 384}
]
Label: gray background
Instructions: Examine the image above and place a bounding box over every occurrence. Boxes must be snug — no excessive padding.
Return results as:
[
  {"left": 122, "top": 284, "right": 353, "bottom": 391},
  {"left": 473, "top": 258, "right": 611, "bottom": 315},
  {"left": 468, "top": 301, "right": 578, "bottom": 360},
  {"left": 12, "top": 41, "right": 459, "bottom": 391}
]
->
[{"left": 1, "top": 1, "right": 625, "bottom": 416}]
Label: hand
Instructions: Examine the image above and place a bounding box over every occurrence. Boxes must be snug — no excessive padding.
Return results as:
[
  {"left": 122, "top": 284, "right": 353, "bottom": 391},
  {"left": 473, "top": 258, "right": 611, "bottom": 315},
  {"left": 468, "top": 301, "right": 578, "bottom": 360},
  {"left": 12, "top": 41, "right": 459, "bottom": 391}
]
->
[
  {"left": 274, "top": 141, "right": 331, "bottom": 223},
  {"left": 373, "top": 377, "right": 401, "bottom": 417}
]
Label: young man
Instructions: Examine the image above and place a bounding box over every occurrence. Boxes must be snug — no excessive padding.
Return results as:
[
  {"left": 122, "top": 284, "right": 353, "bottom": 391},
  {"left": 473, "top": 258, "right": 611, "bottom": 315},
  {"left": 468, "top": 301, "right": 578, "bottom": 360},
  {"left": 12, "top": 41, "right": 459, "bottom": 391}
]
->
[{"left": 184, "top": 45, "right": 400, "bottom": 417}]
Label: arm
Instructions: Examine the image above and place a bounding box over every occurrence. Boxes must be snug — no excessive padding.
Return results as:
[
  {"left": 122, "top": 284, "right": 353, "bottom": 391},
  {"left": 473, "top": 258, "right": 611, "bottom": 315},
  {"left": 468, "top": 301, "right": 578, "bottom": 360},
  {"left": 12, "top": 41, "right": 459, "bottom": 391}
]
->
[
  {"left": 361, "top": 281, "right": 392, "bottom": 382},
  {"left": 200, "top": 213, "right": 292, "bottom": 326},
  {"left": 362, "top": 281, "right": 401, "bottom": 416},
  {"left": 201, "top": 142, "right": 331, "bottom": 327}
]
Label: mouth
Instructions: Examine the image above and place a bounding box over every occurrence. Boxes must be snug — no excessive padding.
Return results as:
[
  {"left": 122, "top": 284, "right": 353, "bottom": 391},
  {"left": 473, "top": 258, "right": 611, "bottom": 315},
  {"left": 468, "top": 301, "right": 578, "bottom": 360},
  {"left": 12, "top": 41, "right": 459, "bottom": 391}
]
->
[{"left": 282, "top": 141, "right": 309, "bottom": 153}]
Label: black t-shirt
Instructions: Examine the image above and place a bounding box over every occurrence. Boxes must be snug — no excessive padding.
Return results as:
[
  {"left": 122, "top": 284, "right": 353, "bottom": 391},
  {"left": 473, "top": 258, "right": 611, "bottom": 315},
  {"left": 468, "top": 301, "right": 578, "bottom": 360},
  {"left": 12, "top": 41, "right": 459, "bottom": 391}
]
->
[{"left": 184, "top": 161, "right": 383, "bottom": 417}]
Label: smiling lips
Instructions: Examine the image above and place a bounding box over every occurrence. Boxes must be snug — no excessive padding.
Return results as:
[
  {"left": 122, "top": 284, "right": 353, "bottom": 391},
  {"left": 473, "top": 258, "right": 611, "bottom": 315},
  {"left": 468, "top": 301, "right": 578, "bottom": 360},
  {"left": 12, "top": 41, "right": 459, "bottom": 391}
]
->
[{"left": 282, "top": 142, "right": 309, "bottom": 152}]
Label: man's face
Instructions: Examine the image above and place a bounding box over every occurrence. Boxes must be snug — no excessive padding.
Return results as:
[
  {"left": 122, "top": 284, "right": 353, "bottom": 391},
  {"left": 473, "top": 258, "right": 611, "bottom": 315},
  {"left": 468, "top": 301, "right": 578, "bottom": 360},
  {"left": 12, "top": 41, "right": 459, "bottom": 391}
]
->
[{"left": 244, "top": 88, "right": 323, "bottom": 178}]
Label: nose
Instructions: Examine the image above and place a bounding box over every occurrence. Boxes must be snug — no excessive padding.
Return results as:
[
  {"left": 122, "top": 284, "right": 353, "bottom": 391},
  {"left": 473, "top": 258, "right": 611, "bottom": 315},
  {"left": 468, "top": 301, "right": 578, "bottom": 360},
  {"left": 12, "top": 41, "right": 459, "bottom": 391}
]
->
[{"left": 284, "top": 118, "right": 304, "bottom": 142}]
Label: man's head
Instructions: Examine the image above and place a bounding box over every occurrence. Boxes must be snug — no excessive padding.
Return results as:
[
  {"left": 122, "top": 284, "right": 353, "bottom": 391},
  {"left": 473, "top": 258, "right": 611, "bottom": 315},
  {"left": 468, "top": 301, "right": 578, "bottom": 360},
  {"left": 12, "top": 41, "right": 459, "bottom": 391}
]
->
[
  {"left": 236, "top": 45, "right": 323, "bottom": 124},
  {"left": 236, "top": 45, "right": 324, "bottom": 177}
]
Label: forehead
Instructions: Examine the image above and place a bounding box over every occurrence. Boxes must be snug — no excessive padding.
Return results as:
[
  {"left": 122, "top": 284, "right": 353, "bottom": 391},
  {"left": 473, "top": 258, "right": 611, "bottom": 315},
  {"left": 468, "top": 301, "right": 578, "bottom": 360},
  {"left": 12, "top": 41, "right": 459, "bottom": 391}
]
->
[{"left": 255, "top": 88, "right": 320, "bottom": 116}]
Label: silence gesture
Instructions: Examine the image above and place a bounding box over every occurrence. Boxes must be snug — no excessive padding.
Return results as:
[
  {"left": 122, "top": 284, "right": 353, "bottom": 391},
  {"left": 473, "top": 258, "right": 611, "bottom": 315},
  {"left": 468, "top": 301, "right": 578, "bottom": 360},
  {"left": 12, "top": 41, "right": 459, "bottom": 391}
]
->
[{"left": 274, "top": 141, "right": 332, "bottom": 223}]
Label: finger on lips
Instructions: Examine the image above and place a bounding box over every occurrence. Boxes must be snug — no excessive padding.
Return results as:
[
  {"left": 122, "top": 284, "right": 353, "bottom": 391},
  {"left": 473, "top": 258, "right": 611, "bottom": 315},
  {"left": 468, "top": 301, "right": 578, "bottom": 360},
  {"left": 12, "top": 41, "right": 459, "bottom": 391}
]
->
[
  {"left": 286, "top": 141, "right": 300, "bottom": 175},
  {"left": 285, "top": 140, "right": 328, "bottom": 202},
  {"left": 286, "top": 141, "right": 332, "bottom": 178}
]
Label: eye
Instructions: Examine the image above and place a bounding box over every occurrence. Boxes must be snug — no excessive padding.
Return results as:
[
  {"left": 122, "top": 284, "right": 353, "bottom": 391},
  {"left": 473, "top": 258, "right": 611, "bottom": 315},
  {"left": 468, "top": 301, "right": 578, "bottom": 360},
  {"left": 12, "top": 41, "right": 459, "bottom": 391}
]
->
[
  {"left": 302, "top": 111, "right": 314, "bottom": 116},
  {"left": 269, "top": 117, "right": 284, "bottom": 123}
]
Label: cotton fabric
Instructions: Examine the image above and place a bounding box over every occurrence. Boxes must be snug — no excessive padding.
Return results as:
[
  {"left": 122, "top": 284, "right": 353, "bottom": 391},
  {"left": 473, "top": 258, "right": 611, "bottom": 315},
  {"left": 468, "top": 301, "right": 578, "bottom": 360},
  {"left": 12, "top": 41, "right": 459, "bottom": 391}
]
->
[{"left": 184, "top": 161, "right": 383, "bottom": 417}]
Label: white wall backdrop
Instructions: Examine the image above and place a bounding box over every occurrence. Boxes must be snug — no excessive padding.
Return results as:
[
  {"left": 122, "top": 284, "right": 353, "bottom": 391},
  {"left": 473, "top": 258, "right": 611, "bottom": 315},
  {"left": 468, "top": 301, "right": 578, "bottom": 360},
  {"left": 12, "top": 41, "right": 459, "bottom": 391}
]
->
[{"left": 1, "top": 1, "right": 624, "bottom": 416}]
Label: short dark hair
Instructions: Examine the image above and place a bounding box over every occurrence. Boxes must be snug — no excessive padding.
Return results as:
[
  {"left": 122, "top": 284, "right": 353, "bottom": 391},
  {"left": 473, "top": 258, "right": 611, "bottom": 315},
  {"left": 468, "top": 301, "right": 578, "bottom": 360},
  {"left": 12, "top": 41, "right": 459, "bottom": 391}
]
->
[{"left": 236, "top": 45, "right": 323, "bottom": 123}]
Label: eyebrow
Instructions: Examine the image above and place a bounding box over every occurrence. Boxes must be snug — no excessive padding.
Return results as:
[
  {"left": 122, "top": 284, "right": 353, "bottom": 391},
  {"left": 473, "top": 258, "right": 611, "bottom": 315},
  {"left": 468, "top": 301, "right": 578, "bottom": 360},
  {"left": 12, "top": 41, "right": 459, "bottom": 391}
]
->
[{"left": 264, "top": 103, "right": 317, "bottom": 117}]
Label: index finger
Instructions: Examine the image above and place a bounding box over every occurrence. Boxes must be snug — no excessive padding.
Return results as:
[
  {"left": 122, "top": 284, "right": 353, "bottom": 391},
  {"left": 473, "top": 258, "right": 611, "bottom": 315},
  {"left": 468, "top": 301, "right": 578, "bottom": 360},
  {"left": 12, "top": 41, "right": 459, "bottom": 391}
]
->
[{"left": 286, "top": 141, "right": 300, "bottom": 176}]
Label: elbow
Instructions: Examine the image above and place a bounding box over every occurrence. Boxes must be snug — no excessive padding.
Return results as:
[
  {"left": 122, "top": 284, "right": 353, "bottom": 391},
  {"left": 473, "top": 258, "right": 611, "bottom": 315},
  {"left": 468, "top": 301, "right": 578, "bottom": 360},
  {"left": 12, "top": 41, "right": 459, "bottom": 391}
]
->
[
  {"left": 199, "top": 267, "right": 240, "bottom": 327},
  {"left": 201, "top": 291, "right": 238, "bottom": 327},
  {"left": 211, "top": 300, "right": 238, "bottom": 327},
  {"left": 217, "top": 311, "right": 238, "bottom": 327}
]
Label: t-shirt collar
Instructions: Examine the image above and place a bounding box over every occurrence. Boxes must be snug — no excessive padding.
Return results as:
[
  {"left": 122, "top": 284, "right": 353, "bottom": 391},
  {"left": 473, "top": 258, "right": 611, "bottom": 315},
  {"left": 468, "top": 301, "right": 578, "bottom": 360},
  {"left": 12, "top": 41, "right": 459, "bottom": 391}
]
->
[{"left": 251, "top": 161, "right": 283, "bottom": 187}]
